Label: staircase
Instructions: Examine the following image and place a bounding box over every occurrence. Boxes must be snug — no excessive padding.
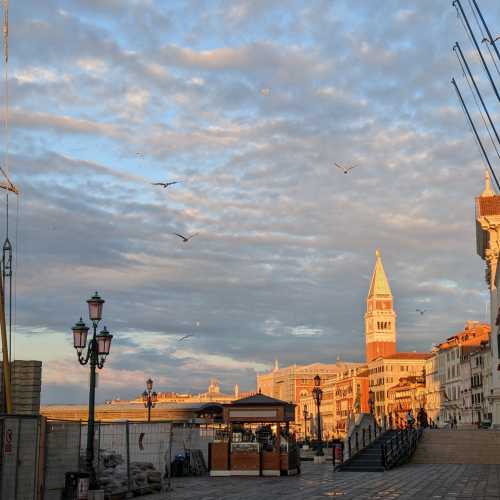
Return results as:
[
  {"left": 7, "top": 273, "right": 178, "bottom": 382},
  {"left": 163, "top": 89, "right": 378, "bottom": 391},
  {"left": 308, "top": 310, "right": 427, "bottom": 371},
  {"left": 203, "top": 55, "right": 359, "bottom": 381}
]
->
[
  {"left": 411, "top": 429, "right": 500, "bottom": 465},
  {"left": 337, "top": 430, "right": 398, "bottom": 472}
]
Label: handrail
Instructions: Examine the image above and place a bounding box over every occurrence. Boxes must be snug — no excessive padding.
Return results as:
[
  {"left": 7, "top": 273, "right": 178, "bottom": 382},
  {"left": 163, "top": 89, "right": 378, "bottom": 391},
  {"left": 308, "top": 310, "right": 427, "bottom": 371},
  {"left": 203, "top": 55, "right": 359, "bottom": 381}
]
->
[
  {"left": 381, "top": 428, "right": 423, "bottom": 469},
  {"left": 343, "top": 413, "right": 380, "bottom": 463}
]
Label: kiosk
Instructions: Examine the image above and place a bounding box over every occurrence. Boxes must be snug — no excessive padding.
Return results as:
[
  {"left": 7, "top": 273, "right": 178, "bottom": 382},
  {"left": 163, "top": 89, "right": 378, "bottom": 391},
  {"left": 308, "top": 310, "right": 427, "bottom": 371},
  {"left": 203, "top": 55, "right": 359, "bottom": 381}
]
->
[{"left": 208, "top": 393, "right": 299, "bottom": 477}]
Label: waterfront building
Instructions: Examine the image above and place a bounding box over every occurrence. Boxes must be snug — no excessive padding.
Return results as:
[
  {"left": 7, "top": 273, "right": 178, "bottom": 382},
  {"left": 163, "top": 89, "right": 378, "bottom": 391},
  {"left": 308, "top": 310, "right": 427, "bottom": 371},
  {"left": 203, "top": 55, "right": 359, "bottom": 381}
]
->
[
  {"left": 299, "top": 363, "right": 368, "bottom": 439},
  {"left": 386, "top": 374, "right": 426, "bottom": 428},
  {"left": 434, "top": 321, "right": 490, "bottom": 426},
  {"left": 256, "top": 361, "right": 360, "bottom": 436},
  {"left": 475, "top": 171, "right": 500, "bottom": 428}
]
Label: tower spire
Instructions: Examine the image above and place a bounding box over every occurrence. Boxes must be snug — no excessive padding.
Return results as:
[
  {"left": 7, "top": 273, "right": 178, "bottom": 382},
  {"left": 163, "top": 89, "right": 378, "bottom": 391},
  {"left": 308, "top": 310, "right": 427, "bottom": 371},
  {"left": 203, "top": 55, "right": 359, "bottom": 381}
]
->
[
  {"left": 367, "top": 249, "right": 392, "bottom": 298},
  {"left": 482, "top": 170, "right": 494, "bottom": 197}
]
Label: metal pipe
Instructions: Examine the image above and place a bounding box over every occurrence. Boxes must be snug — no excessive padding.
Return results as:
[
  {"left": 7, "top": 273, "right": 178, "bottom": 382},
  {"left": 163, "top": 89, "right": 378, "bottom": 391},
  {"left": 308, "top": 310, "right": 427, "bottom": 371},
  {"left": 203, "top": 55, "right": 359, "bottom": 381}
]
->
[
  {"left": 471, "top": 0, "right": 500, "bottom": 65},
  {"left": 451, "top": 77, "right": 500, "bottom": 190},
  {"left": 453, "top": 0, "right": 500, "bottom": 102}
]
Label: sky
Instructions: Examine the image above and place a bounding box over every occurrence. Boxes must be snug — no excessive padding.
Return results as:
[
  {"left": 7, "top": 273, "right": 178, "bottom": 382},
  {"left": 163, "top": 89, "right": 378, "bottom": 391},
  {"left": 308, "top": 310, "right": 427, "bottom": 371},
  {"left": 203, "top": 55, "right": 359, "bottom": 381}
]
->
[{"left": 2, "top": 0, "right": 500, "bottom": 404}]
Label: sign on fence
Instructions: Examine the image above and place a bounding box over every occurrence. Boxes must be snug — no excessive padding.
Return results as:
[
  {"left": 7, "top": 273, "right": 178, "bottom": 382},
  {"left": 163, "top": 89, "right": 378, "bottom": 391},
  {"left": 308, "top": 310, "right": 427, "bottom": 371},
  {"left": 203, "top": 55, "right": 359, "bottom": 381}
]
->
[{"left": 4, "top": 428, "right": 12, "bottom": 453}]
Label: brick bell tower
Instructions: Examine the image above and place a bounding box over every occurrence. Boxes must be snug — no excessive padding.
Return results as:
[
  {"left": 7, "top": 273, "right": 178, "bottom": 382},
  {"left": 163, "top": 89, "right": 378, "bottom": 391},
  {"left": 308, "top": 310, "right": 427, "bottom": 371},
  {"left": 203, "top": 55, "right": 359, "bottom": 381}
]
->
[{"left": 365, "top": 249, "right": 397, "bottom": 362}]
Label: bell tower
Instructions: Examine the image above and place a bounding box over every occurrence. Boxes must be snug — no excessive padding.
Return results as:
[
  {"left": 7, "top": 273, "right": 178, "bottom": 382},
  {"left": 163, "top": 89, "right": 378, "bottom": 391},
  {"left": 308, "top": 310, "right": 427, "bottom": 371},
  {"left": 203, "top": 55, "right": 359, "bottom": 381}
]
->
[{"left": 365, "top": 249, "right": 397, "bottom": 362}]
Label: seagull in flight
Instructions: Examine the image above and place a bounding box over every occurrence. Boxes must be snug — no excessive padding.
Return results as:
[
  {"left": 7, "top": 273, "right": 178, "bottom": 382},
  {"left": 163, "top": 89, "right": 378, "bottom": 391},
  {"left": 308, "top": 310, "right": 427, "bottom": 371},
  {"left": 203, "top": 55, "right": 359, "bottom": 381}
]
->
[
  {"left": 178, "top": 335, "right": 193, "bottom": 341},
  {"left": 416, "top": 308, "right": 427, "bottom": 316},
  {"left": 482, "top": 36, "right": 500, "bottom": 44},
  {"left": 173, "top": 232, "right": 199, "bottom": 243},
  {"left": 260, "top": 88, "right": 270, "bottom": 96},
  {"left": 335, "top": 162, "right": 358, "bottom": 174},
  {"left": 136, "top": 152, "right": 145, "bottom": 159},
  {"left": 152, "top": 181, "right": 183, "bottom": 189}
]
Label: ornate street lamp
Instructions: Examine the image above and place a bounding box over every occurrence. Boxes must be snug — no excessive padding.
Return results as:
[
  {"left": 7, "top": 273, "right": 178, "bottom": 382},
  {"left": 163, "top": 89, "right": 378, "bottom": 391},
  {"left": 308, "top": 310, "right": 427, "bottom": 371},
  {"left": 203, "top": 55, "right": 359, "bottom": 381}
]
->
[
  {"left": 142, "top": 378, "right": 158, "bottom": 422},
  {"left": 312, "top": 374, "right": 324, "bottom": 457},
  {"left": 72, "top": 292, "right": 113, "bottom": 489}
]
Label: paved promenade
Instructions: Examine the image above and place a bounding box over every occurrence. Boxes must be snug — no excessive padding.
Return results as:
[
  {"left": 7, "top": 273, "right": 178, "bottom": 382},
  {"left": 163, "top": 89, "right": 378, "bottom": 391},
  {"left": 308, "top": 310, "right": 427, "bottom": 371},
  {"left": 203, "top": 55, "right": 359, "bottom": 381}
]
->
[{"left": 150, "top": 462, "right": 500, "bottom": 499}]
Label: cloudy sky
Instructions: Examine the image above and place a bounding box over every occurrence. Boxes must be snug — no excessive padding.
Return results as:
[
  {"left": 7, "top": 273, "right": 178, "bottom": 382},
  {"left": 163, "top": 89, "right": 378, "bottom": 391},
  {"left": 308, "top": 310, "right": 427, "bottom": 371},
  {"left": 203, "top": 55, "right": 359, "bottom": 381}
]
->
[{"left": 3, "top": 0, "right": 500, "bottom": 404}]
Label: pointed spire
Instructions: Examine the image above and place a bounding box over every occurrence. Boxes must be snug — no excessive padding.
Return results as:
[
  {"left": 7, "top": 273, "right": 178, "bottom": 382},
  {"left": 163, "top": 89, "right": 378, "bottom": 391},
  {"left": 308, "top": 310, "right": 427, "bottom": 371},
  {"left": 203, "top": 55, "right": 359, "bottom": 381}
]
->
[
  {"left": 274, "top": 359, "right": 279, "bottom": 371},
  {"left": 482, "top": 170, "right": 495, "bottom": 197},
  {"left": 367, "top": 249, "right": 392, "bottom": 298}
]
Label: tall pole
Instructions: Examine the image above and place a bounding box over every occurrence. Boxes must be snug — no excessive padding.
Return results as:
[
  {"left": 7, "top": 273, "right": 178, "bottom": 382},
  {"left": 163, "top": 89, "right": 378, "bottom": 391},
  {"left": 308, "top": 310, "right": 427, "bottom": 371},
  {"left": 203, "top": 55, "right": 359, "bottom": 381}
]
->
[
  {"left": 86, "top": 322, "right": 97, "bottom": 488},
  {"left": 148, "top": 400, "right": 151, "bottom": 422},
  {"left": 454, "top": 42, "right": 500, "bottom": 150},
  {"left": 471, "top": 0, "right": 500, "bottom": 65},
  {"left": 316, "top": 399, "right": 321, "bottom": 443},
  {"left": 0, "top": 264, "right": 11, "bottom": 413},
  {"left": 304, "top": 412, "right": 307, "bottom": 442},
  {"left": 453, "top": 0, "right": 500, "bottom": 102}
]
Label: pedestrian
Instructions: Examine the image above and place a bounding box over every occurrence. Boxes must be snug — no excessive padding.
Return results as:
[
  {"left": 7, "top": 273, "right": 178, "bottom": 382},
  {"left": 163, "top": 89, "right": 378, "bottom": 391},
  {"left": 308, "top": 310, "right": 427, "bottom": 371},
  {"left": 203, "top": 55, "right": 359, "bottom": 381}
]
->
[
  {"left": 453, "top": 416, "right": 457, "bottom": 430},
  {"left": 406, "top": 410, "right": 414, "bottom": 430}
]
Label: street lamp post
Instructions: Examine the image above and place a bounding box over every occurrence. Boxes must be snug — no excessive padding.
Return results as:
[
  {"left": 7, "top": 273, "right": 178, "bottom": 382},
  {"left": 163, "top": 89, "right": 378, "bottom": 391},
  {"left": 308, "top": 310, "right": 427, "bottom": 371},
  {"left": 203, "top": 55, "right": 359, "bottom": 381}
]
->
[
  {"left": 303, "top": 404, "right": 309, "bottom": 443},
  {"left": 312, "top": 374, "right": 324, "bottom": 457},
  {"left": 142, "top": 378, "right": 158, "bottom": 422},
  {"left": 72, "top": 292, "right": 113, "bottom": 489}
]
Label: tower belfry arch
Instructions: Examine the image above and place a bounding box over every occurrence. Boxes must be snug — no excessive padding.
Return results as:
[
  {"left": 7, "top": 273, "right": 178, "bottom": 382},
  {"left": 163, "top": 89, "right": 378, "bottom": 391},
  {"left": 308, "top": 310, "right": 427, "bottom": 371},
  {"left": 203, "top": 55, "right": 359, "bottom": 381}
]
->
[{"left": 364, "top": 249, "right": 397, "bottom": 362}]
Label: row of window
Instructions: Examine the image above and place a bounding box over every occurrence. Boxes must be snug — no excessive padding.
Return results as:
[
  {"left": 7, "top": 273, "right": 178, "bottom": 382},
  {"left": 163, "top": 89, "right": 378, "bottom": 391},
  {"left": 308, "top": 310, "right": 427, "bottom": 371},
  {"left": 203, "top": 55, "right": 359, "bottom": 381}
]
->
[
  {"left": 472, "top": 392, "right": 484, "bottom": 405},
  {"left": 369, "top": 365, "right": 415, "bottom": 375},
  {"left": 447, "top": 365, "right": 460, "bottom": 380},
  {"left": 377, "top": 321, "right": 391, "bottom": 330},
  {"left": 471, "top": 374, "right": 483, "bottom": 388}
]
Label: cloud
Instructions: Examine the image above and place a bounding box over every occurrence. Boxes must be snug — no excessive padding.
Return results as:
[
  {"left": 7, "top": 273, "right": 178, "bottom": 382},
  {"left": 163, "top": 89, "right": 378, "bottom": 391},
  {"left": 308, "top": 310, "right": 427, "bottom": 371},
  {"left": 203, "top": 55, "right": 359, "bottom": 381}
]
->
[{"left": 7, "top": 0, "right": 500, "bottom": 403}]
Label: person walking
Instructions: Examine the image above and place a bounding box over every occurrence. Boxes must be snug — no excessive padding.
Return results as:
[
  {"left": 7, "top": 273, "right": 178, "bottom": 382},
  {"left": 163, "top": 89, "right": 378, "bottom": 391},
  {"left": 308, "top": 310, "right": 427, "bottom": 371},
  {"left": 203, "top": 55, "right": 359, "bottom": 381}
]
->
[{"left": 406, "top": 410, "right": 415, "bottom": 430}]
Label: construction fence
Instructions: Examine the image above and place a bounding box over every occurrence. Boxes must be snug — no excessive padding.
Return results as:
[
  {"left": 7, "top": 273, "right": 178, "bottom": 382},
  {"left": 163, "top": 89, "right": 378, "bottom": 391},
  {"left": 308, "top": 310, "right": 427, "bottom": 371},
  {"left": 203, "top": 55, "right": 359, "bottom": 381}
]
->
[{"left": 0, "top": 415, "right": 215, "bottom": 500}]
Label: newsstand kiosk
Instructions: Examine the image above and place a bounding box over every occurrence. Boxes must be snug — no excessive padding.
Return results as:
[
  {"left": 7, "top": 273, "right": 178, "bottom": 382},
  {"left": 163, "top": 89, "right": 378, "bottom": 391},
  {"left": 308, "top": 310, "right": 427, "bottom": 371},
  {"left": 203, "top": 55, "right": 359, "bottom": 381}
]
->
[{"left": 208, "top": 393, "right": 299, "bottom": 477}]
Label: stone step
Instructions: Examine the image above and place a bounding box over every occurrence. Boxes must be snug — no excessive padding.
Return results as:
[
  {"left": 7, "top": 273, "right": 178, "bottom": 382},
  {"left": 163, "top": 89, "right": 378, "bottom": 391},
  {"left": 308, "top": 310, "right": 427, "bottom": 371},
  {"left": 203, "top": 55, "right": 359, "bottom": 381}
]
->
[{"left": 410, "top": 429, "right": 500, "bottom": 465}]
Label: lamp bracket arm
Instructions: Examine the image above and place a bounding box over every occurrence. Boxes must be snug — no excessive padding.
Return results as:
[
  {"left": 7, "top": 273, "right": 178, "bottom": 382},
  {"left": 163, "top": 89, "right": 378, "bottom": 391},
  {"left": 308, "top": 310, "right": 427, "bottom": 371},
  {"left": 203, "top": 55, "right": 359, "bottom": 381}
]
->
[{"left": 78, "top": 348, "right": 91, "bottom": 365}]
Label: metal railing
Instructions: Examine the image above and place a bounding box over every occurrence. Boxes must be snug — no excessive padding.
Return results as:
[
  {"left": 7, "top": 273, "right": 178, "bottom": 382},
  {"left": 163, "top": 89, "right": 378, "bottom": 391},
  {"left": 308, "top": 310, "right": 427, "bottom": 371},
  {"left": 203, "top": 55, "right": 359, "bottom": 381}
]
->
[
  {"left": 344, "top": 414, "right": 380, "bottom": 462},
  {"left": 381, "top": 427, "right": 422, "bottom": 469}
]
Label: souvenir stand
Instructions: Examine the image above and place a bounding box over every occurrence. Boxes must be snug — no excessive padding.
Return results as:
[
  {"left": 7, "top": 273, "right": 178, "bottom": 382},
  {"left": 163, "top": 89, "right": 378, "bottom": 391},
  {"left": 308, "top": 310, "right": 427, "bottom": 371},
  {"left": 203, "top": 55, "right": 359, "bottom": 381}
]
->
[{"left": 208, "top": 393, "right": 298, "bottom": 477}]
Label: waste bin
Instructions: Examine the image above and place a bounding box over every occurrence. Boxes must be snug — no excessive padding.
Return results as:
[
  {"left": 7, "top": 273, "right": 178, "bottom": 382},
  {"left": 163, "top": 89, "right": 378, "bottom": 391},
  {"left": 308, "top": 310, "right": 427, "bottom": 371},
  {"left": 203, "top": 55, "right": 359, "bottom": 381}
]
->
[
  {"left": 171, "top": 453, "right": 187, "bottom": 477},
  {"left": 63, "top": 472, "right": 89, "bottom": 500}
]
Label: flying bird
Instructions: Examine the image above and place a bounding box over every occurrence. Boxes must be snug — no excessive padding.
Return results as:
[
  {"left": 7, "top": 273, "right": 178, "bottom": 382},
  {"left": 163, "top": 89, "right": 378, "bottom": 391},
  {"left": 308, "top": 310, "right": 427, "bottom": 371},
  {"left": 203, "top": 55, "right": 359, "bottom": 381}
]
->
[
  {"left": 335, "top": 162, "right": 358, "bottom": 174},
  {"left": 136, "top": 152, "right": 145, "bottom": 159},
  {"left": 173, "top": 232, "right": 199, "bottom": 243},
  {"left": 152, "top": 181, "right": 183, "bottom": 189},
  {"left": 177, "top": 335, "right": 193, "bottom": 341},
  {"left": 260, "top": 88, "right": 270, "bottom": 96},
  {"left": 416, "top": 309, "right": 427, "bottom": 316},
  {"left": 482, "top": 36, "right": 500, "bottom": 44}
]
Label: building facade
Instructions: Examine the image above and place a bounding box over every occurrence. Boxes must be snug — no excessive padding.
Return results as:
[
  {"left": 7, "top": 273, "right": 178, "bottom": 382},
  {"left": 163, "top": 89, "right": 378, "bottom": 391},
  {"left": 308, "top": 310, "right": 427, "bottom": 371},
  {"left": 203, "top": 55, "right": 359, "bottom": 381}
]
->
[
  {"left": 475, "top": 171, "right": 500, "bottom": 428},
  {"left": 256, "top": 361, "right": 361, "bottom": 436}
]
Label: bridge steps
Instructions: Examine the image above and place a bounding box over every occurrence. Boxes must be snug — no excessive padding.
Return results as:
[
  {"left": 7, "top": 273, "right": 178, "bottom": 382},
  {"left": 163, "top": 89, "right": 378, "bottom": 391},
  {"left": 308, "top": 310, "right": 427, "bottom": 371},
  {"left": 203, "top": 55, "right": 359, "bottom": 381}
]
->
[{"left": 411, "top": 429, "right": 500, "bottom": 465}]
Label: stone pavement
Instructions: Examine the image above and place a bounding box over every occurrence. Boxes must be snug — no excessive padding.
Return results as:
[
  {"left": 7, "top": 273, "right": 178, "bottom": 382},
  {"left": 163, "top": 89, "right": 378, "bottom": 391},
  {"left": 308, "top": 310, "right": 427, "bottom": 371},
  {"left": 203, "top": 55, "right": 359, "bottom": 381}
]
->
[{"left": 145, "top": 461, "right": 500, "bottom": 499}]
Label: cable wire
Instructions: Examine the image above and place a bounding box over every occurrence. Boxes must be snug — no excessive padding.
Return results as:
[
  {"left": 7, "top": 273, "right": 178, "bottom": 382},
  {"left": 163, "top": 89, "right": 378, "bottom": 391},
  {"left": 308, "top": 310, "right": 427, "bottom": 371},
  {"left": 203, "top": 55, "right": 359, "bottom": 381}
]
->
[
  {"left": 468, "top": 0, "right": 500, "bottom": 78},
  {"left": 456, "top": 50, "right": 500, "bottom": 167}
]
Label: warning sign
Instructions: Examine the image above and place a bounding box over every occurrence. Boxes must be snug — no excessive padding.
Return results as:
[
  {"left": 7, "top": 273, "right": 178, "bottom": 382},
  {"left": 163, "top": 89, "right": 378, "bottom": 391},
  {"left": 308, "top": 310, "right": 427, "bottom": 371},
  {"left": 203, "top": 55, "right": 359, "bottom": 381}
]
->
[{"left": 4, "top": 428, "right": 13, "bottom": 453}]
